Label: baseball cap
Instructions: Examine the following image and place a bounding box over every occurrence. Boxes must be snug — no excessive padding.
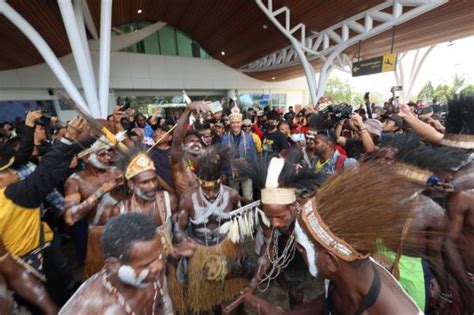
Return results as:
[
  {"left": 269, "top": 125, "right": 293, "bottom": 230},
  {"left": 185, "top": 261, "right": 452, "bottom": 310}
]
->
[
  {"left": 155, "top": 124, "right": 171, "bottom": 132},
  {"left": 364, "top": 119, "right": 383, "bottom": 137},
  {"left": 242, "top": 119, "right": 252, "bottom": 126},
  {"left": 384, "top": 113, "right": 404, "bottom": 128}
]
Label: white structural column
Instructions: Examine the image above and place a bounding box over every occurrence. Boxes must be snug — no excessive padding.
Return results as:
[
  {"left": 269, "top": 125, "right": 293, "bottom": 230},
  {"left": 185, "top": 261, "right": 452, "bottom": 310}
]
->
[
  {"left": 58, "top": 0, "right": 101, "bottom": 118},
  {"left": 0, "top": 0, "right": 91, "bottom": 114},
  {"left": 99, "top": 0, "right": 113, "bottom": 118},
  {"left": 73, "top": 0, "right": 96, "bottom": 97},
  {"left": 394, "top": 45, "right": 436, "bottom": 101},
  {"left": 81, "top": 0, "right": 99, "bottom": 40},
  {"left": 251, "top": 0, "right": 447, "bottom": 105}
]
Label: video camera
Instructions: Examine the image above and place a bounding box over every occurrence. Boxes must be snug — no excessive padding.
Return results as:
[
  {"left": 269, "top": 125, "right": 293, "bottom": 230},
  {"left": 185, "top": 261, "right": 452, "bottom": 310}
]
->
[{"left": 321, "top": 103, "right": 353, "bottom": 127}]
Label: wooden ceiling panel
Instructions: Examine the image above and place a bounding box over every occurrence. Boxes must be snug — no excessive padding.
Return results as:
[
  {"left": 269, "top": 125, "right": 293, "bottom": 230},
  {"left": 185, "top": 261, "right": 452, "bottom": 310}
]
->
[{"left": 0, "top": 0, "right": 471, "bottom": 85}]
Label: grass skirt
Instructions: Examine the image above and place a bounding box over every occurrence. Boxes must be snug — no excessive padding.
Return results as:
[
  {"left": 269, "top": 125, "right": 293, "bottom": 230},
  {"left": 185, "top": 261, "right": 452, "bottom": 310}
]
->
[{"left": 168, "top": 238, "right": 247, "bottom": 314}]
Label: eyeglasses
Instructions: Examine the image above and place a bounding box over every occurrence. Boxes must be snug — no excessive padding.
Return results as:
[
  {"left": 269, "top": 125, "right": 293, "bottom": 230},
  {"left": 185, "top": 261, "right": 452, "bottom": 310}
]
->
[{"left": 242, "top": 125, "right": 251, "bottom": 128}]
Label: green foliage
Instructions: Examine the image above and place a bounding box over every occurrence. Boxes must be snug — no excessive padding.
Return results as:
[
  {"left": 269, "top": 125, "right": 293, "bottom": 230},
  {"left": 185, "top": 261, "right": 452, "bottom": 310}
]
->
[
  {"left": 417, "top": 74, "right": 470, "bottom": 104},
  {"left": 325, "top": 76, "right": 353, "bottom": 104},
  {"left": 432, "top": 84, "right": 455, "bottom": 104},
  {"left": 461, "top": 85, "right": 474, "bottom": 97},
  {"left": 325, "top": 76, "right": 385, "bottom": 107},
  {"left": 417, "top": 81, "right": 434, "bottom": 100}
]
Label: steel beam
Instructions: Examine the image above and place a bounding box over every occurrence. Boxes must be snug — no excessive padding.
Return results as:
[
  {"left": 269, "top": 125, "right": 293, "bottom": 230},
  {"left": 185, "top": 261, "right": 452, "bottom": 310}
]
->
[{"left": 248, "top": 0, "right": 447, "bottom": 104}]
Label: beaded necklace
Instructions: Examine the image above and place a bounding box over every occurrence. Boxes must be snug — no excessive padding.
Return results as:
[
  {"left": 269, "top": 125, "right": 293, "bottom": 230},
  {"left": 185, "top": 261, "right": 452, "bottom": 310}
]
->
[{"left": 101, "top": 270, "right": 160, "bottom": 315}]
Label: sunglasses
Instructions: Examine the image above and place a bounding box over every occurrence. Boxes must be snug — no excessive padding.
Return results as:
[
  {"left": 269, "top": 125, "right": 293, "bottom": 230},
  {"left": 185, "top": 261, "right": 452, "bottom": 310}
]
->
[{"left": 242, "top": 125, "right": 252, "bottom": 128}]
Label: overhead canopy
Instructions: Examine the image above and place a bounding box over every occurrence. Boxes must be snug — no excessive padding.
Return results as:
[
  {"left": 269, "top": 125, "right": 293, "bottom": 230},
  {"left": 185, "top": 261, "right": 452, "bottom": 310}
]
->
[{"left": 0, "top": 0, "right": 473, "bottom": 81}]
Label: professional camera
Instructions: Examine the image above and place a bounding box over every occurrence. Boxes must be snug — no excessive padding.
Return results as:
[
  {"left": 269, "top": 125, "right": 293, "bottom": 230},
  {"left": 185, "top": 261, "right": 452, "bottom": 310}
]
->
[{"left": 321, "top": 103, "right": 353, "bottom": 126}]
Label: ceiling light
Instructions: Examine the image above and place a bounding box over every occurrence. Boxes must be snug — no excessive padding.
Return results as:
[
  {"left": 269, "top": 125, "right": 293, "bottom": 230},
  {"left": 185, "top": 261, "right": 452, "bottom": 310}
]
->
[
  {"left": 262, "top": 24, "right": 268, "bottom": 29},
  {"left": 221, "top": 51, "right": 226, "bottom": 56},
  {"left": 271, "top": 77, "right": 275, "bottom": 80},
  {"left": 137, "top": 9, "right": 142, "bottom": 14}
]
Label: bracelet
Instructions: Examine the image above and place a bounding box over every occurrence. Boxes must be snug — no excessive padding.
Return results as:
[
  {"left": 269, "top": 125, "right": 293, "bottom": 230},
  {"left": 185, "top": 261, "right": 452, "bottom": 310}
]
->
[
  {"left": 0, "top": 252, "right": 9, "bottom": 262},
  {"left": 439, "top": 292, "right": 453, "bottom": 304},
  {"left": 359, "top": 128, "right": 368, "bottom": 133}
]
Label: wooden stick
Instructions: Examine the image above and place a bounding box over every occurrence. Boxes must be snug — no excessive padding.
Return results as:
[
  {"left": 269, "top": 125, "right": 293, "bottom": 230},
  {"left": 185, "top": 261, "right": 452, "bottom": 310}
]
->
[
  {"left": 223, "top": 295, "right": 246, "bottom": 315},
  {"left": 146, "top": 124, "right": 177, "bottom": 153}
]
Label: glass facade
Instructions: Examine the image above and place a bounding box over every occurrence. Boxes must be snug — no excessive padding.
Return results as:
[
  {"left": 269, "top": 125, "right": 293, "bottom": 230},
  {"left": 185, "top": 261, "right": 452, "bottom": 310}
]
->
[
  {"left": 116, "top": 94, "right": 223, "bottom": 118},
  {"left": 116, "top": 22, "right": 212, "bottom": 59},
  {"left": 238, "top": 93, "right": 287, "bottom": 109}
]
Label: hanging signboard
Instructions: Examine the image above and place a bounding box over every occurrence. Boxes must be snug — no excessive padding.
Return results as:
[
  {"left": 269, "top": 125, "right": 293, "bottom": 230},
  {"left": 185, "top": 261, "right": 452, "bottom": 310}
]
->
[{"left": 352, "top": 53, "right": 396, "bottom": 77}]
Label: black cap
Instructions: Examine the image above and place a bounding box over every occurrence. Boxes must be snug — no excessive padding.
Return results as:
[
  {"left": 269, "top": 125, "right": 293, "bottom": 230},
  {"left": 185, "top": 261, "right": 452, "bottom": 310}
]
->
[
  {"left": 384, "top": 113, "right": 404, "bottom": 128},
  {"left": 155, "top": 124, "right": 171, "bottom": 132}
]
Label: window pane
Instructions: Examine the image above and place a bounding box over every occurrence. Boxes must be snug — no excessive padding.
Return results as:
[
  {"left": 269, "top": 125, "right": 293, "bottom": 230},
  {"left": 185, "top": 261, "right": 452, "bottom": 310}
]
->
[
  {"left": 176, "top": 31, "right": 193, "bottom": 57},
  {"left": 143, "top": 32, "right": 160, "bottom": 55},
  {"left": 158, "top": 26, "right": 177, "bottom": 56}
]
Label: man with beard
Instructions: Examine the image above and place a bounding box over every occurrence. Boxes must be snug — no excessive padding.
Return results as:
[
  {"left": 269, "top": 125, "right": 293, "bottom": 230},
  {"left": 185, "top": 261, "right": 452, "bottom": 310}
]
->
[
  {"left": 314, "top": 129, "right": 358, "bottom": 175},
  {"left": 171, "top": 101, "right": 210, "bottom": 196},
  {"left": 107, "top": 151, "right": 177, "bottom": 230},
  {"left": 171, "top": 146, "right": 246, "bottom": 314},
  {"left": 64, "top": 134, "right": 126, "bottom": 277},
  {"left": 229, "top": 165, "right": 425, "bottom": 315},
  {"left": 60, "top": 213, "right": 174, "bottom": 315},
  {"left": 237, "top": 150, "right": 324, "bottom": 307},
  {"left": 302, "top": 130, "right": 317, "bottom": 167},
  {"left": 0, "top": 238, "right": 57, "bottom": 315}
]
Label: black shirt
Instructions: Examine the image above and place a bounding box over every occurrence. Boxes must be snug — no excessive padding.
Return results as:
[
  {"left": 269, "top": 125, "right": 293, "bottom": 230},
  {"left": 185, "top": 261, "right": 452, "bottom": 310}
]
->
[
  {"left": 150, "top": 147, "right": 173, "bottom": 189},
  {"left": 262, "top": 130, "right": 288, "bottom": 154},
  {"left": 344, "top": 138, "right": 365, "bottom": 160}
]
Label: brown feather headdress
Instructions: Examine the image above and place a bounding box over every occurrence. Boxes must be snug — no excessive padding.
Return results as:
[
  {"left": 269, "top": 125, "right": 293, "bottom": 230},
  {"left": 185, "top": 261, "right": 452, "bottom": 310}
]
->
[{"left": 301, "top": 163, "right": 431, "bottom": 261}]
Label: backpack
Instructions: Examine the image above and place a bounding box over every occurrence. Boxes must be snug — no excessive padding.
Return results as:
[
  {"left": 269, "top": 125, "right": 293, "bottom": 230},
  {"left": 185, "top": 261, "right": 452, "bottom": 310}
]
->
[{"left": 335, "top": 155, "right": 347, "bottom": 172}]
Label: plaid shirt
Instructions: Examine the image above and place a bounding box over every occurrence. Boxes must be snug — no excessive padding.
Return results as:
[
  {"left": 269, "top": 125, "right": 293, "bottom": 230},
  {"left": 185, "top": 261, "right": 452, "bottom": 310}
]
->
[
  {"left": 15, "top": 162, "right": 64, "bottom": 214},
  {"left": 15, "top": 162, "right": 37, "bottom": 180}
]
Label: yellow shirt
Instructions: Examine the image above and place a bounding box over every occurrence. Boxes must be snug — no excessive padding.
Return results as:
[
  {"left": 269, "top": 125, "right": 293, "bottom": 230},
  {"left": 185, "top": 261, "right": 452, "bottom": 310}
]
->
[
  {"left": 315, "top": 158, "right": 329, "bottom": 172},
  {"left": 0, "top": 188, "right": 53, "bottom": 257},
  {"left": 251, "top": 132, "right": 263, "bottom": 153}
]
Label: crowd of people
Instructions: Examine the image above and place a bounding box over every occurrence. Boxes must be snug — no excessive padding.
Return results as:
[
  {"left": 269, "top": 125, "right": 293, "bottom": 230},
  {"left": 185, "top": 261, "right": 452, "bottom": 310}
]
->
[{"left": 0, "top": 92, "right": 472, "bottom": 315}]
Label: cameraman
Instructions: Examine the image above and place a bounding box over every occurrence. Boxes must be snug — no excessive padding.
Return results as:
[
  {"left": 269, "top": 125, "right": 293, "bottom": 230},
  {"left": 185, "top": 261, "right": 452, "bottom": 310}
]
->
[{"left": 336, "top": 113, "right": 382, "bottom": 159}]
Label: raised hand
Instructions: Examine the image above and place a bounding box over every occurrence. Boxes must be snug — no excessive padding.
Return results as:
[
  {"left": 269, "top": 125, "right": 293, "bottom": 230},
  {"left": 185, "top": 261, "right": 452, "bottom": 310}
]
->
[
  {"left": 187, "top": 101, "right": 211, "bottom": 114},
  {"left": 25, "top": 110, "right": 43, "bottom": 127}
]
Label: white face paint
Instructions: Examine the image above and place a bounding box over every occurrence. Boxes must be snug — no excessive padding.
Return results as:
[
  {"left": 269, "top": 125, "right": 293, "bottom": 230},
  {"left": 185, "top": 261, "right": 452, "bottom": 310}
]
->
[
  {"left": 133, "top": 186, "right": 156, "bottom": 201},
  {"left": 89, "top": 153, "right": 108, "bottom": 170},
  {"left": 183, "top": 142, "right": 203, "bottom": 156},
  {"left": 117, "top": 265, "right": 151, "bottom": 288},
  {"left": 295, "top": 220, "right": 319, "bottom": 277}
]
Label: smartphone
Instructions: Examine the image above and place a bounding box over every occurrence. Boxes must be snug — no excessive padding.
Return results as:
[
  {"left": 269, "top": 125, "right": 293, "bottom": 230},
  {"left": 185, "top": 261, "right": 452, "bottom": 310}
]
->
[
  {"left": 209, "top": 101, "right": 223, "bottom": 114},
  {"left": 390, "top": 86, "right": 403, "bottom": 92},
  {"left": 120, "top": 101, "right": 131, "bottom": 111}
]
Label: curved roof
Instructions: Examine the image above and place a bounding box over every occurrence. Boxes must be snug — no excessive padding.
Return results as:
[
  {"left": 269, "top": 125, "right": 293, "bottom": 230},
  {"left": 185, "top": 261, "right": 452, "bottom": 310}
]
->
[{"left": 0, "top": 0, "right": 473, "bottom": 81}]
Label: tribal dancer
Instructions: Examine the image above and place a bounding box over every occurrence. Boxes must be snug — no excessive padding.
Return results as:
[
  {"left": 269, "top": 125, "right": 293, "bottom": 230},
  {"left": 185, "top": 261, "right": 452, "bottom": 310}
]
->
[
  {"left": 238, "top": 149, "right": 325, "bottom": 307},
  {"left": 229, "top": 164, "right": 428, "bottom": 314},
  {"left": 60, "top": 213, "right": 174, "bottom": 315},
  {"left": 64, "top": 135, "right": 125, "bottom": 226},
  {"left": 107, "top": 150, "right": 177, "bottom": 230},
  {"left": 436, "top": 96, "right": 474, "bottom": 313},
  {"left": 171, "top": 145, "right": 246, "bottom": 313},
  {"left": 63, "top": 134, "right": 125, "bottom": 277},
  {"left": 364, "top": 136, "right": 454, "bottom": 313},
  {"left": 171, "top": 101, "right": 210, "bottom": 196},
  {"left": 0, "top": 238, "right": 56, "bottom": 315},
  {"left": 380, "top": 99, "right": 474, "bottom": 313}
]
